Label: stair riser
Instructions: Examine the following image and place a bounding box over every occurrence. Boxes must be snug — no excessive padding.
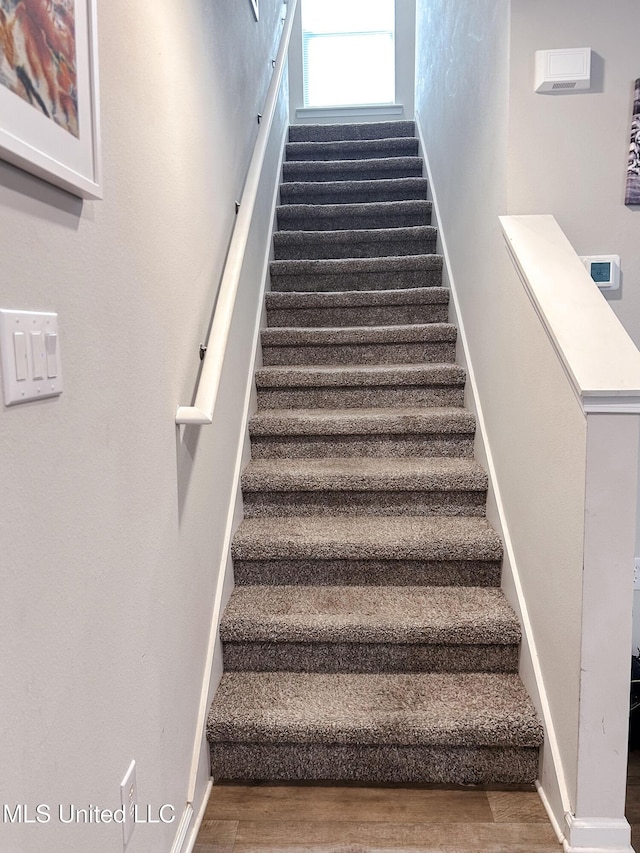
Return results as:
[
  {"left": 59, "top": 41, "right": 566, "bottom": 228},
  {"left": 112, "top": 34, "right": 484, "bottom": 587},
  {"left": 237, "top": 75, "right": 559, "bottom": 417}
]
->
[
  {"left": 210, "top": 743, "right": 539, "bottom": 785},
  {"left": 273, "top": 235, "right": 436, "bottom": 261},
  {"left": 233, "top": 559, "right": 502, "bottom": 587},
  {"left": 277, "top": 207, "right": 431, "bottom": 232},
  {"left": 242, "top": 490, "right": 486, "bottom": 518},
  {"left": 282, "top": 159, "right": 423, "bottom": 182},
  {"left": 289, "top": 121, "right": 416, "bottom": 142},
  {"left": 266, "top": 304, "right": 449, "bottom": 327},
  {"left": 222, "top": 642, "right": 518, "bottom": 674},
  {"left": 270, "top": 267, "right": 442, "bottom": 292},
  {"left": 248, "top": 435, "right": 475, "bottom": 459},
  {"left": 256, "top": 386, "right": 465, "bottom": 410},
  {"left": 285, "top": 139, "right": 419, "bottom": 162},
  {"left": 279, "top": 180, "right": 428, "bottom": 205}
]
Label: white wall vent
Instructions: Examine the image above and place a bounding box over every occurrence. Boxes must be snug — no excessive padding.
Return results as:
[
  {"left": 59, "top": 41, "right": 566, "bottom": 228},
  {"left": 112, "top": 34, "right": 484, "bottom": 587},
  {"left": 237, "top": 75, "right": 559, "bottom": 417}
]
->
[{"left": 535, "top": 48, "right": 591, "bottom": 93}]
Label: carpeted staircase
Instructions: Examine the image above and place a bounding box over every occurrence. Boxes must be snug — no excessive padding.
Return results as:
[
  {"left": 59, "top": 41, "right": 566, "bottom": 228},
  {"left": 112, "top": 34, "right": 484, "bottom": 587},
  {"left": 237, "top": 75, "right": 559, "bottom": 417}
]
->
[{"left": 207, "top": 120, "right": 544, "bottom": 785}]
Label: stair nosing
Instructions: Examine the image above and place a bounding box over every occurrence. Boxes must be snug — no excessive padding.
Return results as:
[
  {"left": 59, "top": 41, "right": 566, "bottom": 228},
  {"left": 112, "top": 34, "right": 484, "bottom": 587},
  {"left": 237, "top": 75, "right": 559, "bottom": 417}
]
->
[
  {"left": 208, "top": 671, "right": 543, "bottom": 748},
  {"left": 232, "top": 516, "right": 503, "bottom": 562},
  {"left": 220, "top": 585, "right": 520, "bottom": 645}
]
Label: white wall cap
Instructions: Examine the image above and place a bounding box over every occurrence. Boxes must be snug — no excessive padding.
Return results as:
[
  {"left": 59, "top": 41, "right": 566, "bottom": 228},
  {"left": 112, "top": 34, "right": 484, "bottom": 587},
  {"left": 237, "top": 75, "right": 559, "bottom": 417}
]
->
[{"left": 500, "top": 214, "right": 640, "bottom": 412}]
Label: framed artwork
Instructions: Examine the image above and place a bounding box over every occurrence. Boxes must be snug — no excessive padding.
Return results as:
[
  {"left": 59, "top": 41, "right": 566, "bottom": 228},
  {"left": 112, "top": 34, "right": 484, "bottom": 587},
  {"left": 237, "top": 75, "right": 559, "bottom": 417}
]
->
[
  {"left": 250, "top": 0, "right": 259, "bottom": 21},
  {"left": 0, "top": 0, "right": 102, "bottom": 199},
  {"left": 625, "top": 78, "right": 640, "bottom": 205}
]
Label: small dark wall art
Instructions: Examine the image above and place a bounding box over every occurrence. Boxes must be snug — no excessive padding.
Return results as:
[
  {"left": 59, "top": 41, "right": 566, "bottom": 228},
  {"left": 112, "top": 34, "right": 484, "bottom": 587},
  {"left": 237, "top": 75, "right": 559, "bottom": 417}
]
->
[{"left": 626, "top": 78, "right": 640, "bottom": 205}]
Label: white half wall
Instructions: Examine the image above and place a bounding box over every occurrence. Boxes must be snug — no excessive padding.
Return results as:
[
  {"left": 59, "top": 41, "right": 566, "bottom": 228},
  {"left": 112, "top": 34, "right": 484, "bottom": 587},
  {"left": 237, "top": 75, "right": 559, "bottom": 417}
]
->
[
  {"left": 0, "top": 2, "right": 286, "bottom": 851},
  {"left": 507, "top": 0, "right": 640, "bottom": 648},
  {"left": 416, "top": 0, "right": 640, "bottom": 845},
  {"left": 415, "top": 0, "right": 584, "bottom": 834}
]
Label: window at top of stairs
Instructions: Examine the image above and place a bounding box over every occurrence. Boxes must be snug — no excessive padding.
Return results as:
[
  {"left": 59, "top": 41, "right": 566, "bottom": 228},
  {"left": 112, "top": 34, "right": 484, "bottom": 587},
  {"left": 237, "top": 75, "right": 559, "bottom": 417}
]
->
[{"left": 302, "top": 0, "right": 395, "bottom": 108}]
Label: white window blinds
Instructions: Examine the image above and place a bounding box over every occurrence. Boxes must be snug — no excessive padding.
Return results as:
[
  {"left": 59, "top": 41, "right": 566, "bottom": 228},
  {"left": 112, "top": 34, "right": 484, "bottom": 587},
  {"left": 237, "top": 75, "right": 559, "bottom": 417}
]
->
[{"left": 302, "top": 0, "right": 395, "bottom": 108}]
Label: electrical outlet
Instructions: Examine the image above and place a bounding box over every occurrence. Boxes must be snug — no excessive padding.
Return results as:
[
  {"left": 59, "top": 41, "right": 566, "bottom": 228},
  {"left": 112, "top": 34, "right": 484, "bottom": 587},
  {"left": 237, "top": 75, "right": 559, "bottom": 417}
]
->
[
  {"left": 634, "top": 559, "right": 640, "bottom": 591},
  {"left": 120, "top": 760, "right": 137, "bottom": 849}
]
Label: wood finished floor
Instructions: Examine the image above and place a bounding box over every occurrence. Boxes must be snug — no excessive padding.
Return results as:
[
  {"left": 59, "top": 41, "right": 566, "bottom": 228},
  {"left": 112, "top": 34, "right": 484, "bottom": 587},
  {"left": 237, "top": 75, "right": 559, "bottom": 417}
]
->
[
  {"left": 194, "top": 749, "right": 640, "bottom": 851},
  {"left": 627, "top": 749, "right": 640, "bottom": 850},
  {"left": 193, "top": 782, "right": 561, "bottom": 853}
]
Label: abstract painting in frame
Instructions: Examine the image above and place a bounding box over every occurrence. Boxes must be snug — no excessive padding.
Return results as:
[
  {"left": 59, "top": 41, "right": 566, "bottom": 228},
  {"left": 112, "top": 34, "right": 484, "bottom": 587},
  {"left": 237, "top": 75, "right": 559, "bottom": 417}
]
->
[
  {"left": 250, "top": 0, "right": 259, "bottom": 21},
  {"left": 0, "top": 0, "right": 101, "bottom": 199},
  {"left": 626, "top": 78, "right": 640, "bottom": 205}
]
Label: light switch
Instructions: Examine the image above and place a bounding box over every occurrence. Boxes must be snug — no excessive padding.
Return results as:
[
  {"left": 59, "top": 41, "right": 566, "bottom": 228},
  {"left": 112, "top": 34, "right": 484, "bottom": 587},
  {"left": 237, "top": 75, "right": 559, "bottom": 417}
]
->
[
  {"left": 13, "top": 332, "right": 27, "bottom": 381},
  {"left": 0, "top": 309, "right": 63, "bottom": 405},
  {"left": 45, "top": 332, "right": 58, "bottom": 378},
  {"left": 30, "top": 330, "right": 45, "bottom": 379}
]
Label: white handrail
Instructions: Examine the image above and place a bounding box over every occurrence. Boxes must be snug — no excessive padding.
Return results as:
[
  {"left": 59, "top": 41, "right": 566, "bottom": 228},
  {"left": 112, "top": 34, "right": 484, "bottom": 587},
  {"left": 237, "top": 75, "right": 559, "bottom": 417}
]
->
[
  {"left": 176, "top": 0, "right": 297, "bottom": 425},
  {"left": 500, "top": 214, "right": 640, "bottom": 413}
]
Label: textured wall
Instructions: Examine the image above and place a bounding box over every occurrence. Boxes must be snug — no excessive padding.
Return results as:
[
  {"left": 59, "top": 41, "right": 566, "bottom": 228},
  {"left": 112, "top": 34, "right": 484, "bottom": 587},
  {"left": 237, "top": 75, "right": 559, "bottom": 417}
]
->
[
  {"left": 415, "top": 0, "right": 587, "bottom": 824},
  {"left": 0, "top": 1, "right": 285, "bottom": 851},
  {"left": 509, "top": 0, "right": 640, "bottom": 345}
]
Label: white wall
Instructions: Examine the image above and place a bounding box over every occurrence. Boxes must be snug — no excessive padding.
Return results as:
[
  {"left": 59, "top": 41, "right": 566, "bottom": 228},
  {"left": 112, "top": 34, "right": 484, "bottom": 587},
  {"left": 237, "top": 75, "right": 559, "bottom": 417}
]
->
[
  {"left": 0, "top": 2, "right": 285, "bottom": 851},
  {"left": 508, "top": 0, "right": 640, "bottom": 344}
]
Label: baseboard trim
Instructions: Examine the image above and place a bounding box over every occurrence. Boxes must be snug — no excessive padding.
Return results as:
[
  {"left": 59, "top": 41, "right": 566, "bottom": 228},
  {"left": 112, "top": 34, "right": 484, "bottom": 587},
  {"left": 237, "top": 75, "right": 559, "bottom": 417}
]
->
[
  {"left": 563, "top": 813, "right": 632, "bottom": 853},
  {"left": 169, "top": 802, "right": 194, "bottom": 853},
  {"left": 414, "top": 108, "right": 572, "bottom": 830},
  {"left": 181, "top": 780, "right": 213, "bottom": 853},
  {"left": 536, "top": 782, "right": 565, "bottom": 844}
]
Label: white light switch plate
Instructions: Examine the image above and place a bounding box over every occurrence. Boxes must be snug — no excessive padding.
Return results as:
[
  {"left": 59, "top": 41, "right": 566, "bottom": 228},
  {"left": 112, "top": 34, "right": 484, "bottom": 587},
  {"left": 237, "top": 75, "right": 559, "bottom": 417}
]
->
[{"left": 0, "top": 309, "right": 63, "bottom": 406}]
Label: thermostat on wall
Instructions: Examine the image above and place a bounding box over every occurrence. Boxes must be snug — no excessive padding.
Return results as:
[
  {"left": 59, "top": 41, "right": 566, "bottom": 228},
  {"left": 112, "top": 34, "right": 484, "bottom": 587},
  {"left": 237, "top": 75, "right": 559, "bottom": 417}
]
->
[{"left": 580, "top": 255, "right": 621, "bottom": 291}]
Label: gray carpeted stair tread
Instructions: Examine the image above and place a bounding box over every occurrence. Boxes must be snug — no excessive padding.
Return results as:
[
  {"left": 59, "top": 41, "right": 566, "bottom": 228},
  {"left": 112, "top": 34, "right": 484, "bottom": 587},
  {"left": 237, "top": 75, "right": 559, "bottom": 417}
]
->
[
  {"left": 273, "top": 226, "right": 437, "bottom": 261},
  {"left": 220, "top": 585, "right": 519, "bottom": 645},
  {"left": 286, "top": 138, "right": 419, "bottom": 162},
  {"left": 269, "top": 255, "right": 444, "bottom": 292},
  {"left": 265, "top": 287, "right": 449, "bottom": 310},
  {"left": 265, "top": 290, "right": 449, "bottom": 328},
  {"left": 255, "top": 363, "right": 465, "bottom": 389},
  {"left": 282, "top": 157, "right": 424, "bottom": 182},
  {"left": 271, "top": 255, "right": 442, "bottom": 274},
  {"left": 231, "top": 516, "right": 503, "bottom": 562},
  {"left": 248, "top": 407, "right": 476, "bottom": 459},
  {"left": 208, "top": 671, "right": 543, "bottom": 748},
  {"left": 241, "top": 457, "right": 487, "bottom": 493},
  {"left": 248, "top": 406, "right": 475, "bottom": 437},
  {"left": 261, "top": 339, "right": 456, "bottom": 367},
  {"left": 276, "top": 200, "right": 431, "bottom": 231},
  {"left": 254, "top": 363, "right": 467, "bottom": 406},
  {"left": 288, "top": 121, "right": 416, "bottom": 142},
  {"left": 261, "top": 323, "right": 457, "bottom": 346},
  {"left": 279, "top": 177, "right": 429, "bottom": 205},
  {"left": 241, "top": 456, "right": 487, "bottom": 517}
]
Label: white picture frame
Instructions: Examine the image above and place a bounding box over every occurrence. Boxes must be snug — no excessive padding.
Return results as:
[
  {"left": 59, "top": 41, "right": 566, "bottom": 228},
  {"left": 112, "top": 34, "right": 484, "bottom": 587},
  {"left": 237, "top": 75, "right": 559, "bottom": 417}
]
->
[
  {"left": 250, "top": 0, "right": 259, "bottom": 21},
  {"left": 0, "top": 0, "right": 102, "bottom": 199}
]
